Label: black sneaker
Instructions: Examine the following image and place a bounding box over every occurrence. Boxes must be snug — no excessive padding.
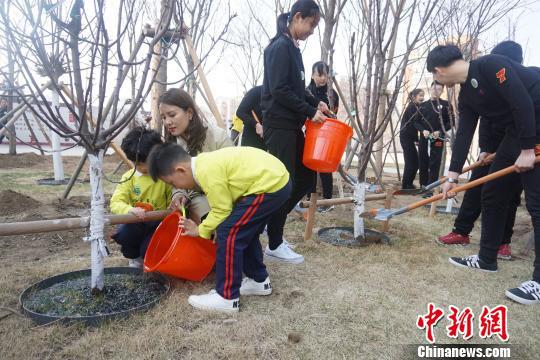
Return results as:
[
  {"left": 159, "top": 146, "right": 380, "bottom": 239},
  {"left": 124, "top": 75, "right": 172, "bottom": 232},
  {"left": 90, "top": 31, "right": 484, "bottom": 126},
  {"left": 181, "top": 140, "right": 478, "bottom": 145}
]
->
[
  {"left": 448, "top": 255, "right": 497, "bottom": 272},
  {"left": 505, "top": 281, "right": 540, "bottom": 305}
]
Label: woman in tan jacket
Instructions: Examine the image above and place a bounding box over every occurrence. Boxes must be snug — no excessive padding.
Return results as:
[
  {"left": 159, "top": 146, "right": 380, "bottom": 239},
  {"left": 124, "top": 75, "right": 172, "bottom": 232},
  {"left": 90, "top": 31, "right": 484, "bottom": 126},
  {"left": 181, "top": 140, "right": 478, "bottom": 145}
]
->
[{"left": 159, "top": 88, "right": 232, "bottom": 223}]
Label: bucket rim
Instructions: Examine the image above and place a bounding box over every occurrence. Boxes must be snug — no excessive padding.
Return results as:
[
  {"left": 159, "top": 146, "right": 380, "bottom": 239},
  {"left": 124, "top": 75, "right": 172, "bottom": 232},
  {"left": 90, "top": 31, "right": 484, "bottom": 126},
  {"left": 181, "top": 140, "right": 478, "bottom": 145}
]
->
[
  {"left": 144, "top": 212, "right": 182, "bottom": 272},
  {"left": 306, "top": 118, "right": 353, "bottom": 133}
]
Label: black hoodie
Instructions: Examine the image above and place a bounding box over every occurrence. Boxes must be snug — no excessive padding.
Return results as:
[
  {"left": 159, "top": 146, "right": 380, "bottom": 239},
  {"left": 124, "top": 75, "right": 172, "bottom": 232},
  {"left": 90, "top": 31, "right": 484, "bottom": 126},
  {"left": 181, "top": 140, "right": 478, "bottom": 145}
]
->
[{"left": 261, "top": 35, "right": 319, "bottom": 130}]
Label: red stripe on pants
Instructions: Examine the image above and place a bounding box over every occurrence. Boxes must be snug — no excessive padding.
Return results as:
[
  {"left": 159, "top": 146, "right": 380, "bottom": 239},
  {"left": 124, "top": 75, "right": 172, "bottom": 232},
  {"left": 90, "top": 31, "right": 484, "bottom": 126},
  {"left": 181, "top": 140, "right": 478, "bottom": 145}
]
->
[{"left": 224, "top": 194, "right": 265, "bottom": 299}]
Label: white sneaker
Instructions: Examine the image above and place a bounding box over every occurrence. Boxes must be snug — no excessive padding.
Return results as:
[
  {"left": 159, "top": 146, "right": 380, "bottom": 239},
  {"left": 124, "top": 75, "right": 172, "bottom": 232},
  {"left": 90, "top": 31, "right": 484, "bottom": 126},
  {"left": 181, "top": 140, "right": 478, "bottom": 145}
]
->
[
  {"left": 282, "top": 237, "right": 296, "bottom": 249},
  {"left": 262, "top": 226, "right": 296, "bottom": 249},
  {"left": 188, "top": 290, "right": 239, "bottom": 313},
  {"left": 128, "top": 257, "right": 143, "bottom": 269},
  {"left": 240, "top": 277, "right": 272, "bottom": 296},
  {"left": 265, "top": 243, "right": 304, "bottom": 264}
]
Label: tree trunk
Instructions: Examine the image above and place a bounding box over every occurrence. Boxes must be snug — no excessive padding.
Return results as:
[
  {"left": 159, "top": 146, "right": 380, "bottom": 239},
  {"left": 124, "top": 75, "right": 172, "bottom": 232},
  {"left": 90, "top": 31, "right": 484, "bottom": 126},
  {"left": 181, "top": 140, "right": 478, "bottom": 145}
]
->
[
  {"left": 87, "top": 150, "right": 108, "bottom": 293},
  {"left": 151, "top": 41, "right": 167, "bottom": 134},
  {"left": 7, "top": 40, "right": 16, "bottom": 155},
  {"left": 353, "top": 181, "right": 366, "bottom": 240},
  {"left": 51, "top": 88, "right": 65, "bottom": 181},
  {"left": 150, "top": 0, "right": 171, "bottom": 135}
]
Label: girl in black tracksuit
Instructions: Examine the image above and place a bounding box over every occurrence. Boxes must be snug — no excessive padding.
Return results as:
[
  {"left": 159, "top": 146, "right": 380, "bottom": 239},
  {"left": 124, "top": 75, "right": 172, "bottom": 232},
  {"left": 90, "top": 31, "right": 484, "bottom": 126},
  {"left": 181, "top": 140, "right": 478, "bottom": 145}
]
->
[
  {"left": 236, "top": 85, "right": 266, "bottom": 150},
  {"left": 306, "top": 61, "right": 340, "bottom": 210},
  {"left": 262, "top": 0, "right": 327, "bottom": 259},
  {"left": 399, "top": 89, "right": 424, "bottom": 189}
]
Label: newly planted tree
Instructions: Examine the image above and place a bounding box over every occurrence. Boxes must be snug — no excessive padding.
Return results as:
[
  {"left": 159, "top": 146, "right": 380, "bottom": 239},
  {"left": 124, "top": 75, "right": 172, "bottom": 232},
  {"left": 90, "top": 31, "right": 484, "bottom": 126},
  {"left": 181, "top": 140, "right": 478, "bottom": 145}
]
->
[{"left": 0, "top": 0, "right": 181, "bottom": 293}]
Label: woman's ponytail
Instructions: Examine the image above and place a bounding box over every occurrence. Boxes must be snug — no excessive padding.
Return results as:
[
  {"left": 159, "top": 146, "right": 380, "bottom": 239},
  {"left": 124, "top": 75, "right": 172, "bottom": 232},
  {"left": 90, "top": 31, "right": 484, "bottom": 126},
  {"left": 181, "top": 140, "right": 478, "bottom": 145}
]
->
[
  {"left": 270, "top": 12, "right": 291, "bottom": 44},
  {"left": 269, "top": 0, "right": 320, "bottom": 45}
]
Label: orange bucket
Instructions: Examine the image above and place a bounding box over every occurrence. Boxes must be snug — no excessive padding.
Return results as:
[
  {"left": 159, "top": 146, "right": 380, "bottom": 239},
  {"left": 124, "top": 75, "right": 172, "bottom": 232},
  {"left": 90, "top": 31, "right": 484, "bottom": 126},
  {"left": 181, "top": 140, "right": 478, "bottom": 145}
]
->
[
  {"left": 303, "top": 118, "right": 353, "bottom": 172},
  {"left": 144, "top": 212, "right": 216, "bottom": 282}
]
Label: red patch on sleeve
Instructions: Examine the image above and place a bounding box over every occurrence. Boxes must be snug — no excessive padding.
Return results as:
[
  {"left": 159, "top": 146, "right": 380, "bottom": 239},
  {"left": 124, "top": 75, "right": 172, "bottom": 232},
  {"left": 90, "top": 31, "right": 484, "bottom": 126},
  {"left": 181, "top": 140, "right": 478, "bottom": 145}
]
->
[{"left": 496, "top": 68, "right": 506, "bottom": 84}]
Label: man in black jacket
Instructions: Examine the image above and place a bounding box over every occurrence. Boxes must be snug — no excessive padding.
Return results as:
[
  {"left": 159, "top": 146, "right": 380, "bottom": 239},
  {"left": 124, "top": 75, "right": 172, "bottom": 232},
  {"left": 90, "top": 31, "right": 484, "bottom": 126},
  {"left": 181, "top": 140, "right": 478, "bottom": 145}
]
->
[
  {"left": 426, "top": 44, "right": 540, "bottom": 305},
  {"left": 436, "top": 41, "right": 526, "bottom": 261},
  {"left": 415, "top": 82, "right": 452, "bottom": 190}
]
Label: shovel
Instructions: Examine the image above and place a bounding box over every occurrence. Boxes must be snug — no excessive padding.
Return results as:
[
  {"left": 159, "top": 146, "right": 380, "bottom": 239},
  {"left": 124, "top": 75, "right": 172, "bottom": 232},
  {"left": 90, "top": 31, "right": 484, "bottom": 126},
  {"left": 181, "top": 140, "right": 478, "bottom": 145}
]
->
[
  {"left": 393, "top": 153, "right": 496, "bottom": 196},
  {"left": 363, "top": 154, "right": 540, "bottom": 221}
]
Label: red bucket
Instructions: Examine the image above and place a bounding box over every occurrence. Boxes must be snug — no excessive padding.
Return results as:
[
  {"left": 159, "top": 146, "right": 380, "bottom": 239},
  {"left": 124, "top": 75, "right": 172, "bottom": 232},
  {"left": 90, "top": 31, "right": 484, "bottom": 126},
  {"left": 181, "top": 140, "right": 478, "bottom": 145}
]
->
[
  {"left": 144, "top": 212, "right": 216, "bottom": 282},
  {"left": 303, "top": 118, "right": 353, "bottom": 172}
]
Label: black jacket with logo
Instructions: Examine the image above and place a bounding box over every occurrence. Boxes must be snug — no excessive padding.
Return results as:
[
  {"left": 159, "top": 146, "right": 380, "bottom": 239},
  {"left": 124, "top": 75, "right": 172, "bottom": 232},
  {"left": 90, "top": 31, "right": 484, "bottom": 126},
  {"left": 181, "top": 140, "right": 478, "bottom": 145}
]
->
[
  {"left": 449, "top": 55, "right": 540, "bottom": 173},
  {"left": 261, "top": 35, "right": 319, "bottom": 130},
  {"left": 414, "top": 99, "right": 452, "bottom": 133}
]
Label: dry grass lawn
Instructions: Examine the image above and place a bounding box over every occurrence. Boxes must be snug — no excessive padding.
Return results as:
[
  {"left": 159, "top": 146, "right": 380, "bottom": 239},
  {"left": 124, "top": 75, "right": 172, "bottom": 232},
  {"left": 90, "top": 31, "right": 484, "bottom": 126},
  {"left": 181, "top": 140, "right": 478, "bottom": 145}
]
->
[{"left": 0, "top": 154, "right": 538, "bottom": 359}]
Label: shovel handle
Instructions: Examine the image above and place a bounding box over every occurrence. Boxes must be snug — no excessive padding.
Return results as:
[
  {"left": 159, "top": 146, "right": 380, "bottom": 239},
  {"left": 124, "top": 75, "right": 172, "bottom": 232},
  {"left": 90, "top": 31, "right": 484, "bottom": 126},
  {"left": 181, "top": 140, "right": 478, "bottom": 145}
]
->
[
  {"left": 424, "top": 153, "right": 497, "bottom": 192},
  {"left": 405, "top": 154, "right": 540, "bottom": 213},
  {"left": 251, "top": 110, "right": 261, "bottom": 124}
]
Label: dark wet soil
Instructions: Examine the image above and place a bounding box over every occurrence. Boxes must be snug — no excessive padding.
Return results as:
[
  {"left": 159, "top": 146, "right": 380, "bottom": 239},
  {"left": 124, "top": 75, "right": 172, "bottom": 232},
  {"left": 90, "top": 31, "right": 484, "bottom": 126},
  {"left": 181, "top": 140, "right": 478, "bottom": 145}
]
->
[
  {"left": 24, "top": 273, "right": 167, "bottom": 317},
  {"left": 318, "top": 227, "right": 391, "bottom": 246}
]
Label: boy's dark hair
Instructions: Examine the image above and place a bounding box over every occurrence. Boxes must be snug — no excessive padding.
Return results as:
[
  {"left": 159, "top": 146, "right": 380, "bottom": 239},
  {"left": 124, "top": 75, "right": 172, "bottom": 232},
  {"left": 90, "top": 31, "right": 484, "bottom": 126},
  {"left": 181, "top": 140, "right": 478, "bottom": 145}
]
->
[
  {"left": 147, "top": 142, "right": 191, "bottom": 181},
  {"left": 270, "top": 0, "right": 320, "bottom": 44},
  {"left": 491, "top": 40, "right": 523, "bottom": 64},
  {"left": 426, "top": 45, "right": 463, "bottom": 73},
  {"left": 121, "top": 126, "right": 162, "bottom": 163}
]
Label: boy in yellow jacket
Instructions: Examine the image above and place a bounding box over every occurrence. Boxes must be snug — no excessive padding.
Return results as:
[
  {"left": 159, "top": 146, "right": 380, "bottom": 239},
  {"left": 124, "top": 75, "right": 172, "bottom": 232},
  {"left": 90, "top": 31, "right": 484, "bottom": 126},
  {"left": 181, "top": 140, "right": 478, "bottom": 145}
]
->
[
  {"left": 148, "top": 144, "right": 291, "bottom": 313},
  {"left": 110, "top": 127, "right": 172, "bottom": 268}
]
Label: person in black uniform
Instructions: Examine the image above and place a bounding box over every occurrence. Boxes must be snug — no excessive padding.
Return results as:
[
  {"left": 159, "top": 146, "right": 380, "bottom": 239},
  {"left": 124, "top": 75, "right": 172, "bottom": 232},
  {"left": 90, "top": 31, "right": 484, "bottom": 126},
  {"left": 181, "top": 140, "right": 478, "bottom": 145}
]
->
[
  {"left": 427, "top": 44, "right": 540, "bottom": 305},
  {"left": 236, "top": 85, "right": 266, "bottom": 150},
  {"left": 306, "top": 61, "right": 340, "bottom": 212},
  {"left": 437, "top": 41, "right": 526, "bottom": 262},
  {"left": 400, "top": 89, "right": 424, "bottom": 190},
  {"left": 261, "top": 0, "right": 328, "bottom": 264},
  {"left": 415, "top": 82, "right": 452, "bottom": 192}
]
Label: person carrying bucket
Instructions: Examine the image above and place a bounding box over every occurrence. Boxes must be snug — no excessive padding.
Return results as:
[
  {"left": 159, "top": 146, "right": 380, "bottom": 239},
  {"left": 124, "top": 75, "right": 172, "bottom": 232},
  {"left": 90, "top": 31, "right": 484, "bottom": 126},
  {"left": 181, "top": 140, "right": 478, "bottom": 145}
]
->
[
  {"left": 305, "top": 61, "right": 341, "bottom": 213},
  {"left": 110, "top": 127, "right": 172, "bottom": 269},
  {"left": 261, "top": 0, "right": 329, "bottom": 264},
  {"left": 148, "top": 144, "right": 291, "bottom": 313},
  {"left": 159, "top": 89, "right": 232, "bottom": 226}
]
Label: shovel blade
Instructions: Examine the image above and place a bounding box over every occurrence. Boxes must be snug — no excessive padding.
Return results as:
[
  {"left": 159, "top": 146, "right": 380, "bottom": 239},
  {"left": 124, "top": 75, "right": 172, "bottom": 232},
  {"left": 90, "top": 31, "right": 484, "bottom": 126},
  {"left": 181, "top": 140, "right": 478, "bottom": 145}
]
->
[
  {"left": 373, "top": 209, "right": 396, "bottom": 221},
  {"left": 359, "top": 208, "right": 396, "bottom": 221}
]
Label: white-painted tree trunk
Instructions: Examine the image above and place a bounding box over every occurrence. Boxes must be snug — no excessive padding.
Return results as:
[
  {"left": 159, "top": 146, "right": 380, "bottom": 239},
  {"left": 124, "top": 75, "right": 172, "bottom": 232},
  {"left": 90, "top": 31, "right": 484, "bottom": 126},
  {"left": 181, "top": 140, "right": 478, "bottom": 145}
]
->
[
  {"left": 353, "top": 182, "right": 366, "bottom": 240},
  {"left": 86, "top": 151, "right": 108, "bottom": 292},
  {"left": 50, "top": 90, "right": 64, "bottom": 181}
]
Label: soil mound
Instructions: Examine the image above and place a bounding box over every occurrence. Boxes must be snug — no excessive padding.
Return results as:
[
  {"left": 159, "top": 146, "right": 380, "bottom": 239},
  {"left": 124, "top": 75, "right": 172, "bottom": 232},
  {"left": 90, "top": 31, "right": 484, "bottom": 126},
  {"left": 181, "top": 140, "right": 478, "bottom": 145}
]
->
[
  {"left": 0, "top": 190, "right": 42, "bottom": 216},
  {"left": 0, "top": 153, "right": 45, "bottom": 169}
]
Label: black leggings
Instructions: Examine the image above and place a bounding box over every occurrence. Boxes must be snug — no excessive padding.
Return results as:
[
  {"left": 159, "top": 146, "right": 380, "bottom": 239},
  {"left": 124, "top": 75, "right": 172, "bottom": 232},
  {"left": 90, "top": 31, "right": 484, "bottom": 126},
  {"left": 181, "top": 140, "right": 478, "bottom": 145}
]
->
[
  {"left": 264, "top": 127, "right": 316, "bottom": 250},
  {"left": 453, "top": 164, "right": 521, "bottom": 243},
  {"left": 477, "top": 132, "right": 540, "bottom": 282},
  {"left": 308, "top": 172, "right": 333, "bottom": 199},
  {"left": 400, "top": 135, "right": 418, "bottom": 188}
]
